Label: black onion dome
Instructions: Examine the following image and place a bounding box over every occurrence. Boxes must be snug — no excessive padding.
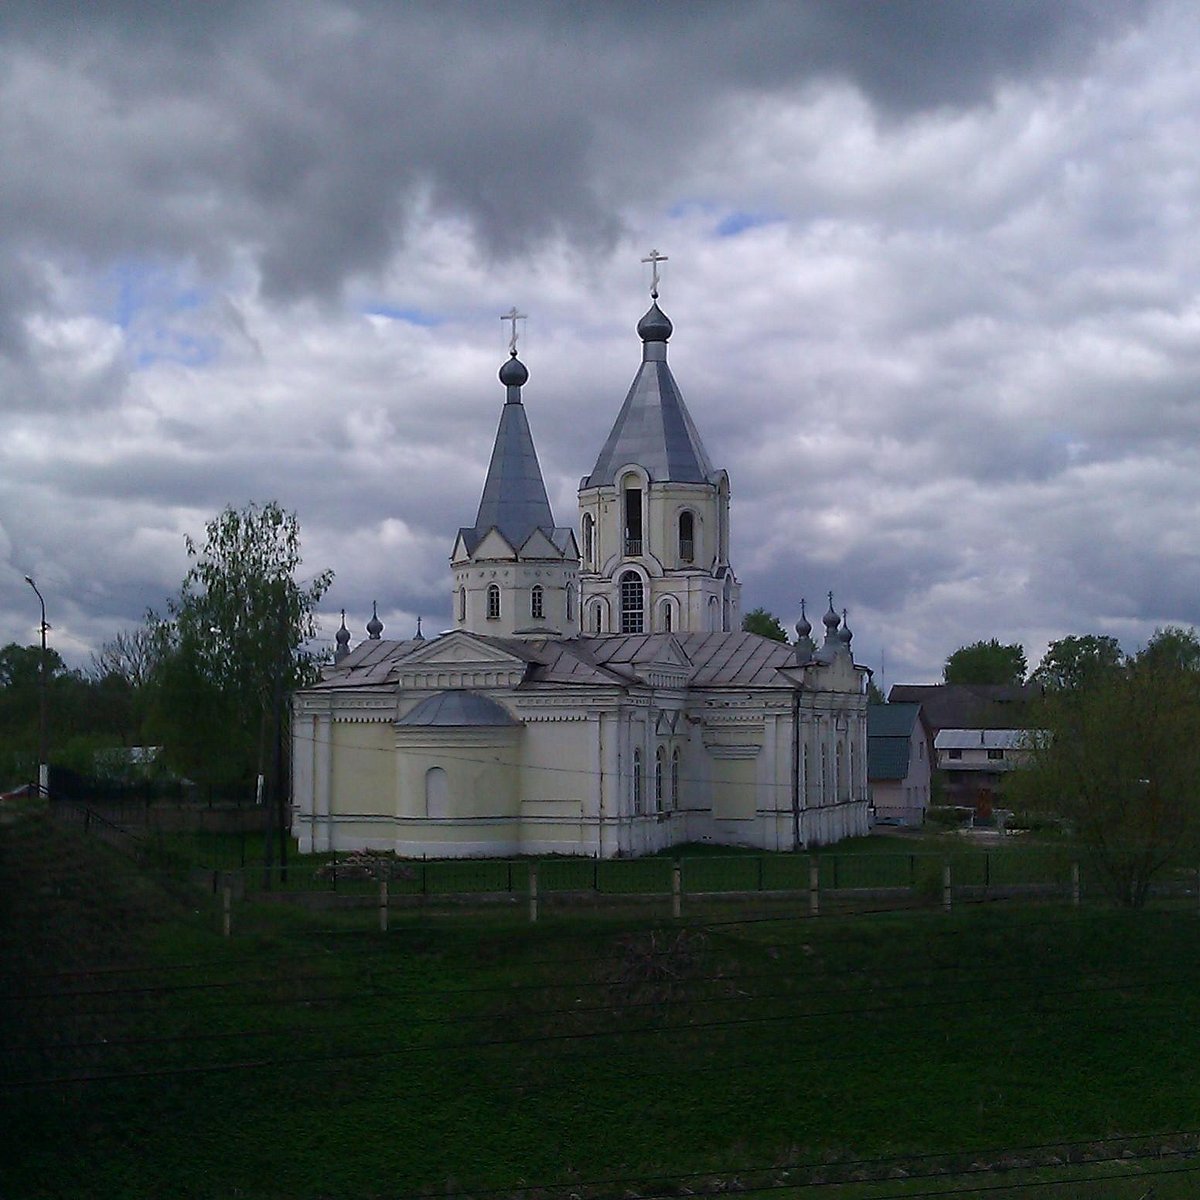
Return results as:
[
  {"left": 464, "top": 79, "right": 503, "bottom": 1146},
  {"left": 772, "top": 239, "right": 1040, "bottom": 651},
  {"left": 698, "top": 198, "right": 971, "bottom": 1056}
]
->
[
  {"left": 499, "top": 353, "right": 529, "bottom": 388},
  {"left": 637, "top": 301, "right": 673, "bottom": 343}
]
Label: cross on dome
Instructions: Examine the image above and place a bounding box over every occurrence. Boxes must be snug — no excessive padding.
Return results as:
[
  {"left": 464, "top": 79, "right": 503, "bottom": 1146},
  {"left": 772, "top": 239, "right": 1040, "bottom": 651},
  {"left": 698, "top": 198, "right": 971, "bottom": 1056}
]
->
[
  {"left": 501, "top": 306, "right": 526, "bottom": 356},
  {"left": 641, "top": 248, "right": 668, "bottom": 298}
]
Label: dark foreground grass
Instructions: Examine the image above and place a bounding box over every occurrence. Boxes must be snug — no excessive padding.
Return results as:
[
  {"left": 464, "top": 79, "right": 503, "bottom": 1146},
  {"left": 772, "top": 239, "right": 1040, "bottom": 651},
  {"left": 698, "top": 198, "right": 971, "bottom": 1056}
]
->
[{"left": 3, "top": 810, "right": 1200, "bottom": 1200}]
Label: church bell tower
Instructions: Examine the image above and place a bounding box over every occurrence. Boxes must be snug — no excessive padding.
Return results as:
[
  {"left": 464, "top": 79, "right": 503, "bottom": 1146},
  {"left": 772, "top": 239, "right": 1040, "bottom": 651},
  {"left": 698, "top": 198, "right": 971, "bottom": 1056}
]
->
[
  {"left": 578, "top": 253, "right": 739, "bottom": 636},
  {"left": 451, "top": 309, "right": 580, "bottom": 638}
]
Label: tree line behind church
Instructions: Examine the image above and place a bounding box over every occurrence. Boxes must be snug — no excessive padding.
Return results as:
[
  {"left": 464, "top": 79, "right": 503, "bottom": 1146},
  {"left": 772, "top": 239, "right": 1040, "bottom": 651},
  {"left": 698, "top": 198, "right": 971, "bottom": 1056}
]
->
[{"left": 0, "top": 502, "right": 331, "bottom": 803}]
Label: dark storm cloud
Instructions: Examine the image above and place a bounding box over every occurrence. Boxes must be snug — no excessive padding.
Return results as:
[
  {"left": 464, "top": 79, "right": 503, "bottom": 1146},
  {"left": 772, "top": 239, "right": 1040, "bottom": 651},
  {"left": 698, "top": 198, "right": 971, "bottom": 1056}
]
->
[{"left": 0, "top": 0, "right": 1144, "bottom": 309}]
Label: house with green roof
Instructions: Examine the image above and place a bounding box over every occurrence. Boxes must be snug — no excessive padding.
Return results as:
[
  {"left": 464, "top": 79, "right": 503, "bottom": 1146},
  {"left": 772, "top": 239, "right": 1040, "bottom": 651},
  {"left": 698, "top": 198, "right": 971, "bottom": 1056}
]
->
[{"left": 867, "top": 702, "right": 931, "bottom": 826}]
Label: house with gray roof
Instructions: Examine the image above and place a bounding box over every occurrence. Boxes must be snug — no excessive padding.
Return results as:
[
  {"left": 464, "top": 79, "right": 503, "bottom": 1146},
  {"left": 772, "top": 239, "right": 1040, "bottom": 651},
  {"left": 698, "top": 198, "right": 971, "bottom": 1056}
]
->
[{"left": 292, "top": 271, "right": 870, "bottom": 858}]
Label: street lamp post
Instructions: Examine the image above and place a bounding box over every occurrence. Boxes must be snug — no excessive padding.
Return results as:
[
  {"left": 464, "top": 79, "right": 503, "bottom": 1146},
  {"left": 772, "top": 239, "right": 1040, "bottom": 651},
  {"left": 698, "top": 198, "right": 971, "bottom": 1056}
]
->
[{"left": 24, "top": 576, "right": 49, "bottom": 798}]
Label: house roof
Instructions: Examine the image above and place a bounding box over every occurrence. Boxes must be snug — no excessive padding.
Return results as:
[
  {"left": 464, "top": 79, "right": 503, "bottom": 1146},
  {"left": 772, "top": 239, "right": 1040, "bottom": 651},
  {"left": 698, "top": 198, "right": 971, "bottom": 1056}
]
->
[
  {"left": 886, "top": 683, "right": 1038, "bottom": 732},
  {"left": 867, "top": 702, "right": 922, "bottom": 781},
  {"left": 935, "top": 728, "right": 1028, "bottom": 751}
]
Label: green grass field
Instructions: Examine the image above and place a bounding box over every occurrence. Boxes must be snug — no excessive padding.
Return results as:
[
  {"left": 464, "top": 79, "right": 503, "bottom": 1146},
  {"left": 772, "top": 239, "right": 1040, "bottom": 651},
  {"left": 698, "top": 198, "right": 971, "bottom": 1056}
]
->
[{"left": 3, "top": 810, "right": 1200, "bottom": 1199}]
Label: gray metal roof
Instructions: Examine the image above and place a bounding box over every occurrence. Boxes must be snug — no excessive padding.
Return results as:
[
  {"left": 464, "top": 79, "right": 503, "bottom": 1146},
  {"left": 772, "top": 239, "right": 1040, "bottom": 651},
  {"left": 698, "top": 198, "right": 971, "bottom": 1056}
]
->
[
  {"left": 583, "top": 304, "right": 715, "bottom": 487},
  {"left": 397, "top": 690, "right": 521, "bottom": 727},
  {"left": 302, "top": 630, "right": 812, "bottom": 696},
  {"left": 468, "top": 377, "right": 558, "bottom": 547}
]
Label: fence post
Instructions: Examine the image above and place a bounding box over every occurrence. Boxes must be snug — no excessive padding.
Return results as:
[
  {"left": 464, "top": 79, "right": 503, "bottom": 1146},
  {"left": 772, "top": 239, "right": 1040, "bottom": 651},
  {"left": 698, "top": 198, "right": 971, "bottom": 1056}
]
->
[
  {"left": 809, "top": 856, "right": 820, "bottom": 917},
  {"left": 222, "top": 878, "right": 232, "bottom": 938},
  {"left": 1072, "top": 862, "right": 1081, "bottom": 908},
  {"left": 379, "top": 879, "right": 389, "bottom": 933},
  {"left": 672, "top": 860, "right": 682, "bottom": 919},
  {"left": 942, "top": 863, "right": 952, "bottom": 913},
  {"left": 529, "top": 862, "right": 539, "bottom": 923},
  {"left": 757, "top": 855, "right": 765, "bottom": 892}
]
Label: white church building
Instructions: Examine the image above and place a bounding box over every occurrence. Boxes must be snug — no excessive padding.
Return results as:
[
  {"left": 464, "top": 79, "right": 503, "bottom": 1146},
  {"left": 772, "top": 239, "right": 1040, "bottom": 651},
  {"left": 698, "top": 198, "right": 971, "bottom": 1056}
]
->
[{"left": 291, "top": 271, "right": 871, "bottom": 858}]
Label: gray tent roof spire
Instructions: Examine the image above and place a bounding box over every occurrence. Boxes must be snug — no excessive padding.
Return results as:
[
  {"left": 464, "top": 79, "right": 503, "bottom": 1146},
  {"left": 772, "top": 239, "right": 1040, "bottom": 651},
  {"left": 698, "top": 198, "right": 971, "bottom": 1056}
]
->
[
  {"left": 583, "top": 277, "right": 715, "bottom": 487},
  {"left": 462, "top": 335, "right": 559, "bottom": 549}
]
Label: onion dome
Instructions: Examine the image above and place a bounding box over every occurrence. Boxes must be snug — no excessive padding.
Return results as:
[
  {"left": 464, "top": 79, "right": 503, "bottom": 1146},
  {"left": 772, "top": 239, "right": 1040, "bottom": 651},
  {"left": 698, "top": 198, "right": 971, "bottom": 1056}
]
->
[
  {"left": 823, "top": 593, "right": 841, "bottom": 635},
  {"left": 839, "top": 608, "right": 854, "bottom": 646},
  {"left": 795, "top": 598, "right": 812, "bottom": 641},
  {"left": 499, "top": 352, "right": 529, "bottom": 393},
  {"left": 637, "top": 301, "right": 673, "bottom": 344},
  {"left": 366, "top": 600, "right": 383, "bottom": 640},
  {"left": 334, "top": 609, "right": 351, "bottom": 663}
]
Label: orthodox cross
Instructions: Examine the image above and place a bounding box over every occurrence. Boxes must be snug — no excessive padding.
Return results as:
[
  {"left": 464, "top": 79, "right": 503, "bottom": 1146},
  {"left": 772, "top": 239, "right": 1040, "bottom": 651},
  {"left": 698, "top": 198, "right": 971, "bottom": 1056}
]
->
[
  {"left": 641, "top": 248, "right": 668, "bottom": 298},
  {"left": 501, "top": 306, "right": 526, "bottom": 356}
]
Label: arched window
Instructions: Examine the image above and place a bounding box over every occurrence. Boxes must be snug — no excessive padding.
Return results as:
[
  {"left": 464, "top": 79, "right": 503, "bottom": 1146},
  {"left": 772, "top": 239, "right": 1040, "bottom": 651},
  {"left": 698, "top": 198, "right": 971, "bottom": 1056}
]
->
[
  {"left": 837, "top": 740, "right": 846, "bottom": 802},
  {"left": 588, "top": 599, "right": 606, "bottom": 634},
  {"left": 657, "top": 596, "right": 676, "bottom": 633},
  {"left": 671, "top": 748, "right": 680, "bottom": 809},
  {"left": 581, "top": 513, "right": 595, "bottom": 568},
  {"left": 425, "top": 767, "right": 449, "bottom": 818},
  {"left": 457, "top": 586, "right": 466, "bottom": 622},
  {"left": 486, "top": 583, "right": 501, "bottom": 620},
  {"left": 655, "top": 747, "right": 665, "bottom": 814},
  {"left": 620, "top": 570, "right": 644, "bottom": 634},
  {"left": 678, "top": 511, "right": 694, "bottom": 563},
  {"left": 632, "top": 747, "right": 643, "bottom": 815},
  {"left": 707, "top": 596, "right": 720, "bottom": 632},
  {"left": 623, "top": 478, "right": 643, "bottom": 556},
  {"left": 565, "top": 585, "right": 574, "bottom": 622},
  {"left": 531, "top": 584, "right": 544, "bottom": 619}
]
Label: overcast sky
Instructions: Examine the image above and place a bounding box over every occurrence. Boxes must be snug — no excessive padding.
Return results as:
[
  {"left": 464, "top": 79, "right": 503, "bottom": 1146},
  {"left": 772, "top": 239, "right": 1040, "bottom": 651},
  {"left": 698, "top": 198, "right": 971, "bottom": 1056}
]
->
[{"left": 2, "top": 0, "right": 1197, "bottom": 686}]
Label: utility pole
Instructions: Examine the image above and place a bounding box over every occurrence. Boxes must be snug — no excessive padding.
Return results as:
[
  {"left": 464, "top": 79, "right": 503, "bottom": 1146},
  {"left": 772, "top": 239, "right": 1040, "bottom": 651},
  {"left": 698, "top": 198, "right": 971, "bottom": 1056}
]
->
[{"left": 24, "top": 576, "right": 48, "bottom": 798}]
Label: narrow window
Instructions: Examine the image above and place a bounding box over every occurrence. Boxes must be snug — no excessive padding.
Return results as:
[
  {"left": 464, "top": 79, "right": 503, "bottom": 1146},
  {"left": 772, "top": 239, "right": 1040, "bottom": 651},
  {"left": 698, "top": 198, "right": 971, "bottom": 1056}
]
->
[
  {"left": 632, "top": 747, "right": 643, "bottom": 815},
  {"left": 624, "top": 487, "right": 643, "bottom": 556},
  {"left": 678, "top": 511, "right": 694, "bottom": 563},
  {"left": 662, "top": 602, "right": 672, "bottom": 632},
  {"left": 486, "top": 583, "right": 501, "bottom": 620},
  {"left": 531, "top": 584, "right": 544, "bottom": 619},
  {"left": 590, "top": 601, "right": 604, "bottom": 634},
  {"left": 566, "top": 585, "right": 574, "bottom": 622},
  {"left": 707, "top": 596, "right": 719, "bottom": 631},
  {"left": 671, "top": 748, "right": 680, "bottom": 809},
  {"left": 582, "top": 514, "right": 595, "bottom": 568},
  {"left": 987, "top": 748, "right": 1004, "bottom": 761},
  {"left": 457, "top": 586, "right": 466, "bottom": 622},
  {"left": 655, "top": 748, "right": 665, "bottom": 815},
  {"left": 620, "top": 571, "right": 644, "bottom": 634}
]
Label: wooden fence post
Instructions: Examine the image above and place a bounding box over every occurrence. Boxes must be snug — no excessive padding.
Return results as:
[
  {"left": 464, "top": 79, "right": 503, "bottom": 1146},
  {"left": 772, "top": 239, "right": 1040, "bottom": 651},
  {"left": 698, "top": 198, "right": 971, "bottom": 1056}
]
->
[
  {"left": 1072, "top": 862, "right": 1081, "bottom": 908},
  {"left": 809, "top": 857, "right": 820, "bottom": 917},
  {"left": 222, "top": 879, "right": 232, "bottom": 938},
  {"left": 942, "top": 863, "right": 952, "bottom": 913},
  {"left": 379, "top": 879, "right": 389, "bottom": 933},
  {"left": 672, "top": 861, "right": 682, "bottom": 919},
  {"left": 529, "top": 862, "right": 539, "bottom": 923}
]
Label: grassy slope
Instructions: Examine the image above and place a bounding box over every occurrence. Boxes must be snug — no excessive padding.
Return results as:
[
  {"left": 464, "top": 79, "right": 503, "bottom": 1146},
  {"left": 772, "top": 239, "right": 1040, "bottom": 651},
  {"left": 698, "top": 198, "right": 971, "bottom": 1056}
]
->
[{"left": 3, "top": 810, "right": 1200, "bottom": 1199}]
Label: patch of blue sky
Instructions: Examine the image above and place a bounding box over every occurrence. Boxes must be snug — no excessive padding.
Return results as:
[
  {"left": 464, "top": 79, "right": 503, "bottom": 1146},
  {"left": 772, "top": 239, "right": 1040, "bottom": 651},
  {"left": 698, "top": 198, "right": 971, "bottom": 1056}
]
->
[
  {"left": 134, "top": 332, "right": 221, "bottom": 370},
  {"left": 715, "top": 211, "right": 782, "bottom": 237},
  {"left": 106, "top": 261, "right": 213, "bottom": 329},
  {"left": 361, "top": 303, "right": 441, "bottom": 326}
]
